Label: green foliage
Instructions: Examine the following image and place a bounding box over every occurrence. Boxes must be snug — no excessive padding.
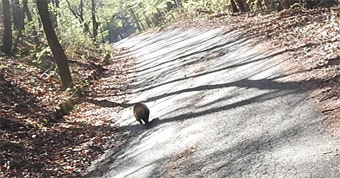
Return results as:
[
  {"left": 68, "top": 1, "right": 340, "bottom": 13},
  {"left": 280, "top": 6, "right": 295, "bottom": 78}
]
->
[
  {"left": 67, "top": 79, "right": 90, "bottom": 97},
  {"left": 0, "top": 61, "right": 10, "bottom": 70},
  {"left": 55, "top": 98, "right": 77, "bottom": 119},
  {"left": 127, "top": 0, "right": 175, "bottom": 28},
  {"left": 56, "top": 1, "right": 94, "bottom": 49},
  {"left": 23, "top": 45, "right": 55, "bottom": 72},
  {"left": 34, "top": 46, "right": 51, "bottom": 61}
]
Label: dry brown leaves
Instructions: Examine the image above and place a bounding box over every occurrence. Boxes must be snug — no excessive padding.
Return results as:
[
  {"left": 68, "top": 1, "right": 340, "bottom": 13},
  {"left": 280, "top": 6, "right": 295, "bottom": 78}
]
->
[{"left": 0, "top": 48, "right": 133, "bottom": 177}]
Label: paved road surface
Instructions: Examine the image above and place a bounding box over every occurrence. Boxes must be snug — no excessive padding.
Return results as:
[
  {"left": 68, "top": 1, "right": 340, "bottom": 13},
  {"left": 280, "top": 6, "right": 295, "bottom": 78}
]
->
[{"left": 89, "top": 28, "right": 340, "bottom": 177}]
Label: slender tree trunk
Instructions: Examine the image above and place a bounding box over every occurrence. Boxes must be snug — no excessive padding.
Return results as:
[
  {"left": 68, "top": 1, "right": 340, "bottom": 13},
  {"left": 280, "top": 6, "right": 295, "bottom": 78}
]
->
[
  {"left": 235, "top": 0, "right": 249, "bottom": 12},
  {"left": 1, "top": 0, "right": 12, "bottom": 55},
  {"left": 12, "top": 4, "right": 24, "bottom": 53},
  {"left": 36, "top": 0, "right": 72, "bottom": 89},
  {"left": 21, "top": 0, "right": 37, "bottom": 47},
  {"left": 230, "top": 0, "right": 238, "bottom": 13},
  {"left": 11, "top": 0, "right": 22, "bottom": 30},
  {"left": 100, "top": 22, "right": 105, "bottom": 43},
  {"left": 80, "top": 0, "right": 84, "bottom": 20},
  {"left": 52, "top": 0, "right": 59, "bottom": 7},
  {"left": 128, "top": 5, "right": 142, "bottom": 32},
  {"left": 65, "top": 0, "right": 91, "bottom": 36},
  {"left": 79, "top": 0, "right": 91, "bottom": 34},
  {"left": 91, "top": 0, "right": 97, "bottom": 42},
  {"left": 22, "top": 0, "right": 32, "bottom": 21},
  {"left": 173, "top": 0, "right": 182, "bottom": 7}
]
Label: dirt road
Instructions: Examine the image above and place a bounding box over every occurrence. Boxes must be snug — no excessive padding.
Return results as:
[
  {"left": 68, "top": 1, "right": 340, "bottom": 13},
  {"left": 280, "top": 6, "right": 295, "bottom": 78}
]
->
[{"left": 89, "top": 28, "right": 340, "bottom": 177}]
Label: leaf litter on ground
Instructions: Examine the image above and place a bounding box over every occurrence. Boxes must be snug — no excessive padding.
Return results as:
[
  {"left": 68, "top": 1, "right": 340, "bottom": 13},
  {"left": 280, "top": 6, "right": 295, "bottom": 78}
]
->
[{"left": 0, "top": 47, "right": 133, "bottom": 177}]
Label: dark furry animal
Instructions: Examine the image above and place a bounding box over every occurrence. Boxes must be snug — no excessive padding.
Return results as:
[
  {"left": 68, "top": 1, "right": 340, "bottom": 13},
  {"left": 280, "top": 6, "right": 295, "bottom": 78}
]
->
[{"left": 133, "top": 102, "right": 150, "bottom": 125}]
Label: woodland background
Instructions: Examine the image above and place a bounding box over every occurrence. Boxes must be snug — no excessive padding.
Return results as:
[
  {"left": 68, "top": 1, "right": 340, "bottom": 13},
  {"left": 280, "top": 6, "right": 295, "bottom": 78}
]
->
[{"left": 1, "top": 0, "right": 339, "bottom": 177}]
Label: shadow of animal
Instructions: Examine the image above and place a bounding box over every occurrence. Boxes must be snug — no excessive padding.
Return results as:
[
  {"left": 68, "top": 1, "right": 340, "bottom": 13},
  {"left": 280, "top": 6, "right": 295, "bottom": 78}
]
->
[{"left": 144, "top": 118, "right": 160, "bottom": 129}]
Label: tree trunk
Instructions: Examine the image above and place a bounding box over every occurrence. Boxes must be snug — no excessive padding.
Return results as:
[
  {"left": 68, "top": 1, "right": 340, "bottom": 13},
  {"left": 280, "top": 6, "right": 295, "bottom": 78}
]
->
[
  {"left": 52, "top": 0, "right": 59, "bottom": 7},
  {"left": 235, "top": 0, "right": 249, "bottom": 12},
  {"left": 36, "top": 0, "right": 73, "bottom": 89},
  {"left": 65, "top": 0, "right": 91, "bottom": 36},
  {"left": 12, "top": 3, "right": 24, "bottom": 53},
  {"left": 91, "top": 0, "right": 97, "bottom": 42},
  {"left": 80, "top": 0, "right": 84, "bottom": 20},
  {"left": 99, "top": 22, "right": 105, "bottom": 43},
  {"left": 128, "top": 6, "right": 142, "bottom": 32},
  {"left": 79, "top": 0, "right": 91, "bottom": 34},
  {"left": 11, "top": 0, "right": 22, "bottom": 30},
  {"left": 230, "top": 0, "right": 240, "bottom": 13},
  {"left": 23, "top": 0, "right": 32, "bottom": 21},
  {"left": 1, "top": 0, "right": 12, "bottom": 55},
  {"left": 173, "top": 0, "right": 182, "bottom": 7}
]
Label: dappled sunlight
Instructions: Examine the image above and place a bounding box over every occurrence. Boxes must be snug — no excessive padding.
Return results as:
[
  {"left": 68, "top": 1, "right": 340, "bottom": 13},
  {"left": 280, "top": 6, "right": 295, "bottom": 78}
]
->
[{"left": 88, "top": 26, "right": 340, "bottom": 177}]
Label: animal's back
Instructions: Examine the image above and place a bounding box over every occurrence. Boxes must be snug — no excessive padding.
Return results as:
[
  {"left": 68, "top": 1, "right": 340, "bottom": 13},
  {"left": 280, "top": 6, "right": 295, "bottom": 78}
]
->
[{"left": 133, "top": 102, "right": 150, "bottom": 124}]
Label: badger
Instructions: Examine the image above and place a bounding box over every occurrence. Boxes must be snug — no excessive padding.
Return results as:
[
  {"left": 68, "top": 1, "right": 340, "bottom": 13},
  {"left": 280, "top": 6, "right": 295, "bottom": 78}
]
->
[{"left": 133, "top": 102, "right": 150, "bottom": 125}]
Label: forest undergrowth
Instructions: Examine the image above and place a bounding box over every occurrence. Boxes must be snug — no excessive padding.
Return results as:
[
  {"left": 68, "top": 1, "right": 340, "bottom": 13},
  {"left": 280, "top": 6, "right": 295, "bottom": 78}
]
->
[{"left": 1, "top": 46, "right": 133, "bottom": 176}]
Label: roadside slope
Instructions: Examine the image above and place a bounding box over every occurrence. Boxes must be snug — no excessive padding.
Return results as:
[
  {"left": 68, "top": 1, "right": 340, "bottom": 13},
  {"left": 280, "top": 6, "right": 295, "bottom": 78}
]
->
[{"left": 90, "top": 28, "right": 340, "bottom": 177}]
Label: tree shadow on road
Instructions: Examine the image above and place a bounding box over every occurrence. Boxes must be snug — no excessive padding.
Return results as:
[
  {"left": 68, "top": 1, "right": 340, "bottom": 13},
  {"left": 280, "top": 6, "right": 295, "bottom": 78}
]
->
[
  {"left": 134, "top": 72, "right": 319, "bottom": 125},
  {"left": 84, "top": 117, "right": 164, "bottom": 177},
  {"left": 129, "top": 47, "right": 287, "bottom": 96},
  {"left": 158, "top": 120, "right": 321, "bottom": 177},
  {"left": 87, "top": 28, "right": 334, "bottom": 177}
]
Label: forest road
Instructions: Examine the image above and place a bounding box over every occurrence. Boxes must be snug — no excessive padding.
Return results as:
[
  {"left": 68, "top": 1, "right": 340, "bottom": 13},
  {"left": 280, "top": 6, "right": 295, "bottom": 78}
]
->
[{"left": 88, "top": 28, "right": 340, "bottom": 177}]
